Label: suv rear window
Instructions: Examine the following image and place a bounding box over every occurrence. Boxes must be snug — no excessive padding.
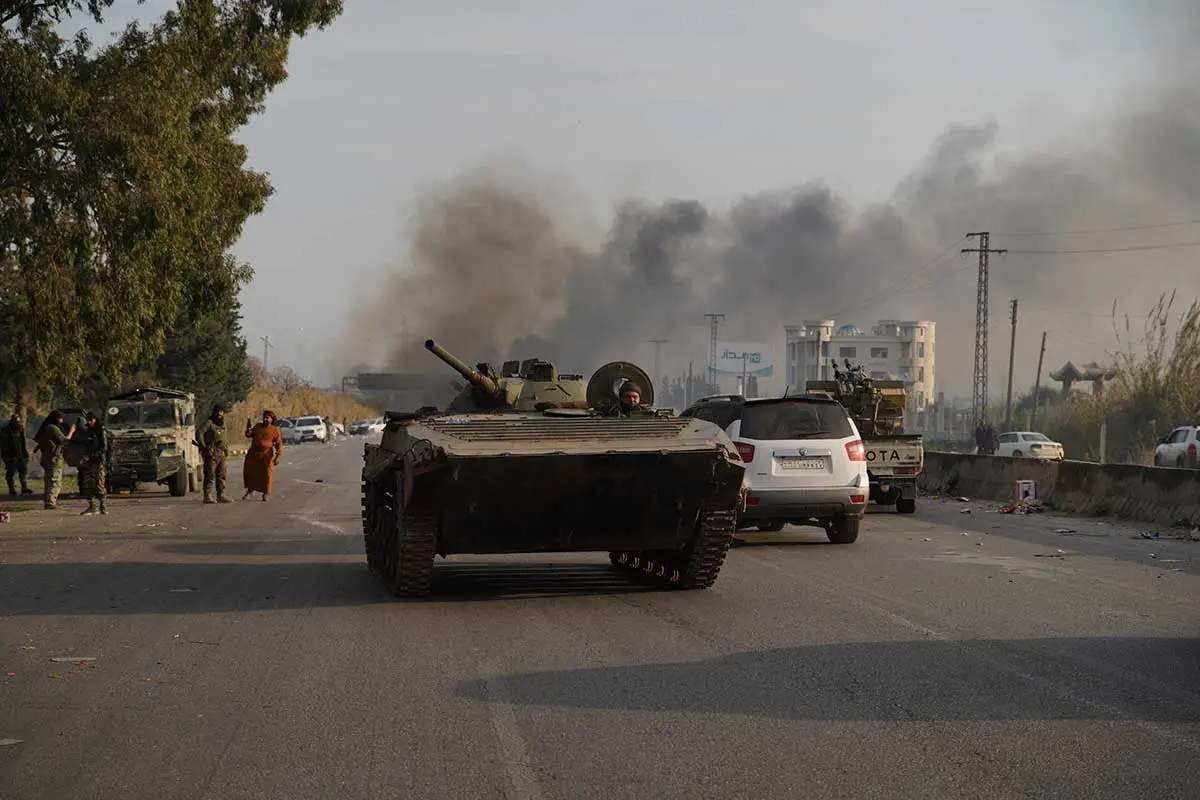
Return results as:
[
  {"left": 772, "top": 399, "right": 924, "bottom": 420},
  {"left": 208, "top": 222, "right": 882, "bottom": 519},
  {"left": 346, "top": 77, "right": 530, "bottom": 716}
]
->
[{"left": 739, "top": 400, "right": 853, "bottom": 441}]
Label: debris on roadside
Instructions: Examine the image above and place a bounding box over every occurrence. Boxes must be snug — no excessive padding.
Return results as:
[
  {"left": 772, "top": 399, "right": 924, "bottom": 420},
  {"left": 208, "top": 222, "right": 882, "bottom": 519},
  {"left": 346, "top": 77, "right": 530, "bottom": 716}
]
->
[
  {"left": 999, "top": 499, "right": 1045, "bottom": 515},
  {"left": 0, "top": 738, "right": 23, "bottom": 747},
  {"left": 49, "top": 656, "right": 96, "bottom": 663},
  {"left": 956, "top": 496, "right": 970, "bottom": 502},
  {"left": 0, "top": 511, "right": 10, "bottom": 523}
]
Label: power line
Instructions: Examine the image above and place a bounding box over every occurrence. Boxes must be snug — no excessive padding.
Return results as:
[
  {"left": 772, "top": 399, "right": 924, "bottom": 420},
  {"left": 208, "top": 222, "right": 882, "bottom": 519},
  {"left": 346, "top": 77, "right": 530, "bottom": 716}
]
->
[
  {"left": 1005, "top": 240, "right": 1200, "bottom": 255},
  {"left": 1017, "top": 303, "right": 1155, "bottom": 319},
  {"left": 823, "top": 236, "right": 968, "bottom": 319},
  {"left": 994, "top": 218, "right": 1200, "bottom": 238}
]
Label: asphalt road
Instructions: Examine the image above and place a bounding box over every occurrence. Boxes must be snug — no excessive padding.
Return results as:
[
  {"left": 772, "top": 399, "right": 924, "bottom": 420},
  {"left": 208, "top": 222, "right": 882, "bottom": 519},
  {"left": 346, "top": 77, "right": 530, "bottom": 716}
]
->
[{"left": 2, "top": 437, "right": 1197, "bottom": 799}]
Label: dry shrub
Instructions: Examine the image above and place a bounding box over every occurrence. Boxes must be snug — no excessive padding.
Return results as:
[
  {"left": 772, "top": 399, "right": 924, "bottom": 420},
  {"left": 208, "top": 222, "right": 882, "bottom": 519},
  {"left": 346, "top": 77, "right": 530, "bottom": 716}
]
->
[
  {"left": 229, "top": 386, "right": 379, "bottom": 431},
  {"left": 1040, "top": 292, "right": 1200, "bottom": 464}
]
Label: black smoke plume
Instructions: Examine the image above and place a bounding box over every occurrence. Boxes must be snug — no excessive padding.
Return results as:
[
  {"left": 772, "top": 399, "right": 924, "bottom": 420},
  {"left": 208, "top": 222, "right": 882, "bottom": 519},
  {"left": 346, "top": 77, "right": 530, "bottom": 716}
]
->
[{"left": 335, "top": 4, "right": 1199, "bottom": 396}]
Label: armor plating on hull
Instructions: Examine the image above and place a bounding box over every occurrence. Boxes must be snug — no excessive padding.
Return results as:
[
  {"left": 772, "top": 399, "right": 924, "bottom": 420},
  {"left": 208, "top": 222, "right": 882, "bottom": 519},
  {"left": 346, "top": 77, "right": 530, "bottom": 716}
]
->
[{"left": 360, "top": 340, "right": 747, "bottom": 597}]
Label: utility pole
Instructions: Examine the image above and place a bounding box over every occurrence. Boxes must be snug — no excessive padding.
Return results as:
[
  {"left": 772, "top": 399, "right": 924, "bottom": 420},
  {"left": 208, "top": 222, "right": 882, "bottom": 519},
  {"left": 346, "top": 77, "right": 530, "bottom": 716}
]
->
[
  {"left": 1030, "top": 331, "right": 1047, "bottom": 430},
  {"left": 962, "top": 232, "right": 1007, "bottom": 429},
  {"left": 1004, "top": 298, "right": 1018, "bottom": 428},
  {"left": 704, "top": 313, "right": 725, "bottom": 390},
  {"left": 648, "top": 339, "right": 666, "bottom": 394},
  {"left": 259, "top": 335, "right": 273, "bottom": 371}
]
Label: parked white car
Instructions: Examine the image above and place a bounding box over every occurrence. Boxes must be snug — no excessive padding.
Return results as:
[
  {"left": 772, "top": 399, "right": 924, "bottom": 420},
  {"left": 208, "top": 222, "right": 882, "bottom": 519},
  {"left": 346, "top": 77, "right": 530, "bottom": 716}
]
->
[
  {"left": 276, "top": 417, "right": 300, "bottom": 445},
  {"left": 292, "top": 415, "right": 328, "bottom": 444},
  {"left": 679, "top": 394, "right": 869, "bottom": 544},
  {"left": 1153, "top": 425, "right": 1199, "bottom": 468},
  {"left": 994, "top": 431, "right": 1064, "bottom": 460}
]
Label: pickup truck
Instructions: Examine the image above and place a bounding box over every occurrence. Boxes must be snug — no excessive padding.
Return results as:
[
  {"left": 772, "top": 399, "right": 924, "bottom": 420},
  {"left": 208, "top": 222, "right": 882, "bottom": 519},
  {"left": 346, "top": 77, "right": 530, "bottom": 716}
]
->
[{"left": 863, "top": 434, "right": 924, "bottom": 514}]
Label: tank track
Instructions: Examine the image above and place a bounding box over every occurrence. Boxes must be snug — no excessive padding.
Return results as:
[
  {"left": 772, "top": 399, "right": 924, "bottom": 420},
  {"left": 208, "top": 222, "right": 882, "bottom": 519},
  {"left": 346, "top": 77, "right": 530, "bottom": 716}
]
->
[
  {"left": 361, "top": 469, "right": 384, "bottom": 578},
  {"left": 608, "top": 507, "right": 736, "bottom": 590},
  {"left": 374, "top": 472, "right": 437, "bottom": 597}
]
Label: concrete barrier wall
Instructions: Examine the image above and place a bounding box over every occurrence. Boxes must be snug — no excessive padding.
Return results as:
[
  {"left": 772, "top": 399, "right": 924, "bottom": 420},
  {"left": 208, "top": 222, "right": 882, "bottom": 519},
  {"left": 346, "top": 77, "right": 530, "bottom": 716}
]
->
[{"left": 918, "top": 452, "right": 1200, "bottom": 528}]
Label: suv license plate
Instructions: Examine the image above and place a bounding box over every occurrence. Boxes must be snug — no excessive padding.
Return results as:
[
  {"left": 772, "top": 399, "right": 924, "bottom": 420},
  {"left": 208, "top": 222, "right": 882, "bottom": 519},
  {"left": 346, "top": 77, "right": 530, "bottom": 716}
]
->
[{"left": 778, "top": 457, "right": 824, "bottom": 470}]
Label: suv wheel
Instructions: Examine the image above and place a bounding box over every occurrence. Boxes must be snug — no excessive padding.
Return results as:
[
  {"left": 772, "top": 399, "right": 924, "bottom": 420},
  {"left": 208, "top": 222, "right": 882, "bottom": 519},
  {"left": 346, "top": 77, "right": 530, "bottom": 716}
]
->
[
  {"left": 826, "top": 514, "right": 860, "bottom": 544},
  {"left": 896, "top": 498, "right": 916, "bottom": 514},
  {"left": 756, "top": 521, "right": 785, "bottom": 533}
]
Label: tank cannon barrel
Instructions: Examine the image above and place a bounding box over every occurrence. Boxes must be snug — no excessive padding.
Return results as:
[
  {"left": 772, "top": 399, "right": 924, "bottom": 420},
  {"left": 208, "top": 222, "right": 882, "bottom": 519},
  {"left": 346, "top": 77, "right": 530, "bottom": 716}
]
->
[{"left": 424, "top": 338, "right": 500, "bottom": 396}]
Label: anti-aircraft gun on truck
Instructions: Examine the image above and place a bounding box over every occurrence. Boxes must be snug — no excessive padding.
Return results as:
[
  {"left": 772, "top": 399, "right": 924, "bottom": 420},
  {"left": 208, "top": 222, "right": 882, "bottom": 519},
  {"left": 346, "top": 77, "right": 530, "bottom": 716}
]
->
[
  {"left": 805, "top": 359, "right": 924, "bottom": 513},
  {"left": 360, "top": 338, "right": 747, "bottom": 597}
]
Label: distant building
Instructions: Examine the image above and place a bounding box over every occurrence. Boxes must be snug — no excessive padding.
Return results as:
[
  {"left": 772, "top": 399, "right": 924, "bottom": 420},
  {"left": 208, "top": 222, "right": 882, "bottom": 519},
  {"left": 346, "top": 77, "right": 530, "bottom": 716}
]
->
[{"left": 783, "top": 319, "right": 936, "bottom": 412}]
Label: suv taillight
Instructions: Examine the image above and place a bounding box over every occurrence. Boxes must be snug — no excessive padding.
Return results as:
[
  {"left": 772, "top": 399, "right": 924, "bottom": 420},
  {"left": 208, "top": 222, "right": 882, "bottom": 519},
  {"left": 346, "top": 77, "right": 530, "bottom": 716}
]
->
[
  {"left": 845, "top": 440, "right": 866, "bottom": 462},
  {"left": 735, "top": 441, "right": 756, "bottom": 462}
]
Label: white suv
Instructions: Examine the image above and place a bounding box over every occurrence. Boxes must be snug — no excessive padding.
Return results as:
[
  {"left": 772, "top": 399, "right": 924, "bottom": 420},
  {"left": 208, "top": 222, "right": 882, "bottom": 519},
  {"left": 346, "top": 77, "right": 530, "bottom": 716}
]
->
[
  {"left": 679, "top": 394, "right": 869, "bottom": 544},
  {"left": 292, "top": 415, "right": 328, "bottom": 444}
]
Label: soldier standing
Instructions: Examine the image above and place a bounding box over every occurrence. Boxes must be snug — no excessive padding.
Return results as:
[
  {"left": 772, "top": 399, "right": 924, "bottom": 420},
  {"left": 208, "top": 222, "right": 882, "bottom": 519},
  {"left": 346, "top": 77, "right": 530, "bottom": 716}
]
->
[
  {"left": 34, "top": 410, "right": 70, "bottom": 509},
  {"left": 194, "top": 403, "right": 231, "bottom": 504},
  {"left": 76, "top": 411, "right": 109, "bottom": 515},
  {"left": 1, "top": 413, "right": 33, "bottom": 496}
]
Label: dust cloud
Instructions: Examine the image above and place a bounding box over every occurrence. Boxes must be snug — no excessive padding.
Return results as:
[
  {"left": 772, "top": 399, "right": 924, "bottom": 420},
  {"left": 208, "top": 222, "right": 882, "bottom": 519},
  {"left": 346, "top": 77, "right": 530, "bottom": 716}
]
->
[{"left": 334, "top": 5, "right": 1199, "bottom": 397}]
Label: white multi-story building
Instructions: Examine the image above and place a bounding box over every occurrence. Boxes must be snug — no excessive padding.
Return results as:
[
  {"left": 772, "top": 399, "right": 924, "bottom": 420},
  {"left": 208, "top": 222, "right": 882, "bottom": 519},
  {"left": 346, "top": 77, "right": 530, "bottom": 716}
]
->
[{"left": 783, "top": 319, "right": 936, "bottom": 411}]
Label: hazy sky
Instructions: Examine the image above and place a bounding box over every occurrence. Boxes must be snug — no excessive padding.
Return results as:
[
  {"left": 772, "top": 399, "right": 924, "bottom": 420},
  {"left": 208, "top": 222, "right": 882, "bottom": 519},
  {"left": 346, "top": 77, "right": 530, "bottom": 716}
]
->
[{"left": 102, "top": 1, "right": 1186, "bottom": 394}]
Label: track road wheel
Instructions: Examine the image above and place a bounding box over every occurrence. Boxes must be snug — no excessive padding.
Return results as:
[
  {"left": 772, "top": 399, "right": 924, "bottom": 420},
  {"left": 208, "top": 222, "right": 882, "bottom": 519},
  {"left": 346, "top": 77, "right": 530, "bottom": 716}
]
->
[
  {"left": 826, "top": 514, "right": 860, "bottom": 544},
  {"left": 381, "top": 472, "right": 437, "bottom": 598},
  {"left": 671, "top": 508, "right": 736, "bottom": 590},
  {"left": 896, "top": 498, "right": 916, "bottom": 514},
  {"left": 361, "top": 470, "right": 384, "bottom": 576}
]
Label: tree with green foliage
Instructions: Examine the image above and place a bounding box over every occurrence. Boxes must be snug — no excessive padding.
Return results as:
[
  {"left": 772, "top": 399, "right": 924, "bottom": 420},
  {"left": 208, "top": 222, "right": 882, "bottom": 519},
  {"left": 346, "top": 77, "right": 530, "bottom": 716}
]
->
[{"left": 0, "top": 0, "right": 343, "bottom": 413}]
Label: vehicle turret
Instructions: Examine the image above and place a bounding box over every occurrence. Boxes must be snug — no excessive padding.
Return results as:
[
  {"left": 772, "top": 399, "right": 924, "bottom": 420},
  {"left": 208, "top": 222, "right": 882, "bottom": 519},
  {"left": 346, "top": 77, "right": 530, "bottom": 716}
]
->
[
  {"left": 805, "top": 358, "right": 907, "bottom": 437},
  {"left": 424, "top": 339, "right": 503, "bottom": 405}
]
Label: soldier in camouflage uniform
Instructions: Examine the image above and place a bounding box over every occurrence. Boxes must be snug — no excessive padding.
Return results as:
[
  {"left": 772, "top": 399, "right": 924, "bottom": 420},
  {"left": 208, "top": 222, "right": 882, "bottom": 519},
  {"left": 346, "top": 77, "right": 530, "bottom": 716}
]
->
[
  {"left": 34, "top": 410, "right": 69, "bottom": 509},
  {"left": 76, "top": 410, "right": 109, "bottom": 515},
  {"left": 194, "top": 404, "right": 231, "bottom": 504},
  {"left": 1, "top": 413, "right": 33, "bottom": 496}
]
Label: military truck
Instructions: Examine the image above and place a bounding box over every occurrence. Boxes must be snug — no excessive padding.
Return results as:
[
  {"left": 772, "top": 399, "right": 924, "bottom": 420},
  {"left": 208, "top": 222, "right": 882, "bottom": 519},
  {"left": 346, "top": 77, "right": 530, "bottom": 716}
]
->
[
  {"left": 360, "top": 338, "right": 747, "bottom": 597},
  {"left": 805, "top": 359, "right": 924, "bottom": 514},
  {"left": 103, "top": 387, "right": 203, "bottom": 496}
]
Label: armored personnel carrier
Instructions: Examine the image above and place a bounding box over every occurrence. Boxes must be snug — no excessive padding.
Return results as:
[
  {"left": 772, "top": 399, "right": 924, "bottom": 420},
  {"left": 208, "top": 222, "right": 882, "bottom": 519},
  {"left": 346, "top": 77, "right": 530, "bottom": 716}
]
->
[
  {"left": 806, "top": 359, "right": 924, "bottom": 513},
  {"left": 361, "top": 338, "right": 747, "bottom": 597}
]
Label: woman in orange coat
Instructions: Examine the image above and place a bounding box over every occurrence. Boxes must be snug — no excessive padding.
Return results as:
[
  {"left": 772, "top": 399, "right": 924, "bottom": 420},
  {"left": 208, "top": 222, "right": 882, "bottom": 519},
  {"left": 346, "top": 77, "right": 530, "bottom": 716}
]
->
[{"left": 242, "top": 410, "right": 283, "bottom": 501}]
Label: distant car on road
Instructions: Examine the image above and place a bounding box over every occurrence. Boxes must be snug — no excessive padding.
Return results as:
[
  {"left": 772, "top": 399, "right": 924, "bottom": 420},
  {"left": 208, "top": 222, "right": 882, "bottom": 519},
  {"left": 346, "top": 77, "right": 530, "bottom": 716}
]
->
[
  {"left": 348, "top": 418, "right": 372, "bottom": 435},
  {"left": 994, "top": 431, "right": 1064, "bottom": 460},
  {"left": 1153, "top": 425, "right": 1199, "bottom": 468},
  {"left": 276, "top": 417, "right": 300, "bottom": 445},
  {"left": 292, "top": 415, "right": 327, "bottom": 444}
]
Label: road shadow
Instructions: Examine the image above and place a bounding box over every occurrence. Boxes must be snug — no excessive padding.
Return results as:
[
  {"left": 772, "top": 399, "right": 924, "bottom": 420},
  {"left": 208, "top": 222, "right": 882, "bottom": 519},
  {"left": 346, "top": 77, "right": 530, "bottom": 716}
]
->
[
  {"left": 157, "top": 536, "right": 358, "bottom": 557},
  {"left": 0, "top": 559, "right": 660, "bottom": 614},
  {"left": 456, "top": 636, "right": 1200, "bottom": 723},
  {"left": 731, "top": 535, "right": 829, "bottom": 548}
]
